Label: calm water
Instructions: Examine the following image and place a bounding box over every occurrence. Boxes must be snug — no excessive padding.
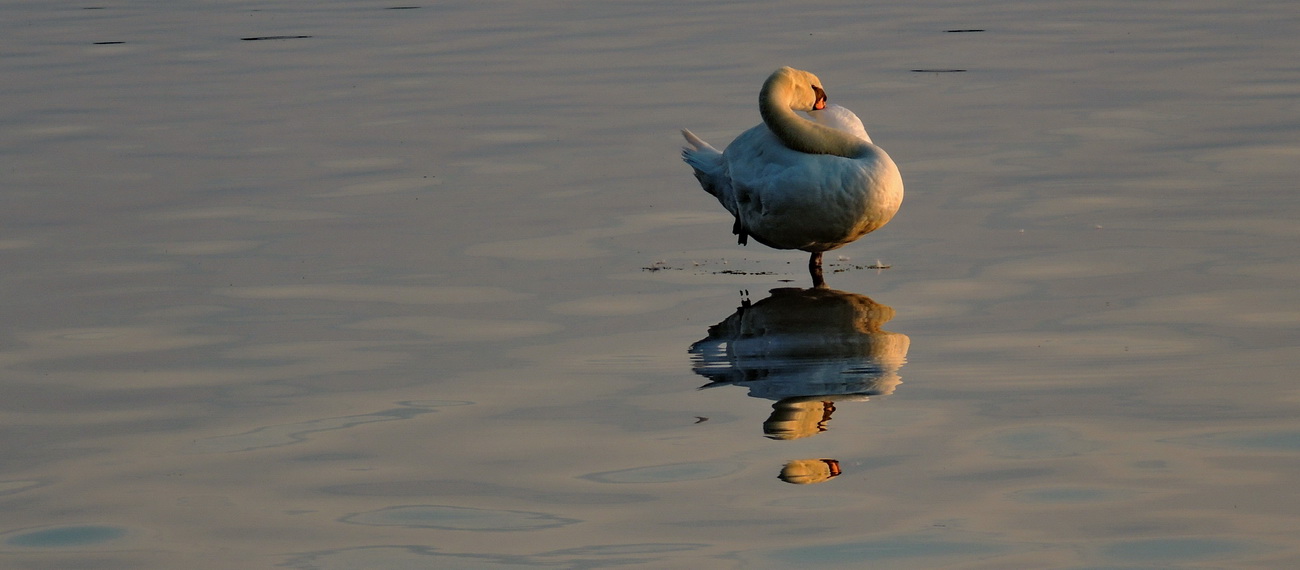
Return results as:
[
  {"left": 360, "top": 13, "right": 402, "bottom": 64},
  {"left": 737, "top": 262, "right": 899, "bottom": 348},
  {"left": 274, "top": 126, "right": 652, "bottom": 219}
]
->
[{"left": 3, "top": 0, "right": 1299, "bottom": 568}]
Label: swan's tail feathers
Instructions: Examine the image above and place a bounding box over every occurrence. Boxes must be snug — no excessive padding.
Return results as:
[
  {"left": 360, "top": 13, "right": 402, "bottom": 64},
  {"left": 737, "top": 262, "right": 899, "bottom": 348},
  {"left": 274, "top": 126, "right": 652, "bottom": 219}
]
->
[
  {"left": 681, "top": 129, "right": 720, "bottom": 153},
  {"left": 680, "top": 129, "right": 726, "bottom": 199}
]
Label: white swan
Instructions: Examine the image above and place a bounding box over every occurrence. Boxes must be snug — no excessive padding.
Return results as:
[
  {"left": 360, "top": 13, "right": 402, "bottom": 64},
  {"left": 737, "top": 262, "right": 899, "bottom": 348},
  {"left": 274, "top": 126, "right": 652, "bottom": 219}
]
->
[{"left": 681, "top": 67, "right": 903, "bottom": 286}]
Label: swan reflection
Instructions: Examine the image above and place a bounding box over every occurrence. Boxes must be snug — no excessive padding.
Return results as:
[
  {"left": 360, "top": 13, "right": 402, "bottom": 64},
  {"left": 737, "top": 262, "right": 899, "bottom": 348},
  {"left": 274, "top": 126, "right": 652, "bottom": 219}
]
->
[{"left": 689, "top": 287, "right": 909, "bottom": 482}]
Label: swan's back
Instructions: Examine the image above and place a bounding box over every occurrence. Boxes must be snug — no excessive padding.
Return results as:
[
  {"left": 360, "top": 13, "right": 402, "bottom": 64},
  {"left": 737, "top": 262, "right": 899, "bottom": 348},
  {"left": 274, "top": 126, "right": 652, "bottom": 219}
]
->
[{"left": 806, "top": 104, "right": 872, "bottom": 143}]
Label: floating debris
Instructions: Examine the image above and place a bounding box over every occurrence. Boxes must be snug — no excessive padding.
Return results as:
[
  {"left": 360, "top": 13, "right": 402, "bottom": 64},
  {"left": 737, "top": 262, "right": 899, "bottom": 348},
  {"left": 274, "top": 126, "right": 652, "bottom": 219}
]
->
[
  {"left": 716, "top": 269, "right": 779, "bottom": 276},
  {"left": 831, "top": 261, "right": 891, "bottom": 274},
  {"left": 911, "top": 69, "right": 967, "bottom": 73},
  {"left": 642, "top": 260, "right": 680, "bottom": 272},
  {"left": 241, "top": 35, "right": 313, "bottom": 41},
  {"left": 945, "top": 29, "right": 985, "bottom": 33}
]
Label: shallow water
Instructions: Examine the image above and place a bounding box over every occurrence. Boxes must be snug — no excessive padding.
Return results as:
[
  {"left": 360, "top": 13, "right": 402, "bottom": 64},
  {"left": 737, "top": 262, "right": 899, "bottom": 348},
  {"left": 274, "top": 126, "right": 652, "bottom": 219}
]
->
[{"left": 3, "top": 0, "right": 1299, "bottom": 568}]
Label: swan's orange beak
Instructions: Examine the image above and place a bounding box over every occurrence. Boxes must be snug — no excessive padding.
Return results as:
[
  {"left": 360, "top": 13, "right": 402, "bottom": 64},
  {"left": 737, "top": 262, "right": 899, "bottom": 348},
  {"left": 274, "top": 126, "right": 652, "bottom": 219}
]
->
[
  {"left": 812, "top": 85, "right": 827, "bottom": 110},
  {"left": 823, "top": 459, "right": 842, "bottom": 477}
]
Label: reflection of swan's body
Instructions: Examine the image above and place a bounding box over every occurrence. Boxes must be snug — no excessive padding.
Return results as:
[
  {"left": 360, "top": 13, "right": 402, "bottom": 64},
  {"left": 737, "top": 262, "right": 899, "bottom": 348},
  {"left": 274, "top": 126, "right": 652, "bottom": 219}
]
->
[
  {"left": 690, "top": 288, "right": 909, "bottom": 399},
  {"left": 681, "top": 67, "right": 904, "bottom": 286},
  {"left": 689, "top": 287, "right": 909, "bottom": 439}
]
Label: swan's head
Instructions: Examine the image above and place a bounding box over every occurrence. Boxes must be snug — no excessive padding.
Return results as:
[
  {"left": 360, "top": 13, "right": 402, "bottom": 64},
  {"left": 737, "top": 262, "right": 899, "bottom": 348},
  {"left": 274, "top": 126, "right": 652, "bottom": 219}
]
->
[{"left": 762, "top": 66, "right": 828, "bottom": 112}]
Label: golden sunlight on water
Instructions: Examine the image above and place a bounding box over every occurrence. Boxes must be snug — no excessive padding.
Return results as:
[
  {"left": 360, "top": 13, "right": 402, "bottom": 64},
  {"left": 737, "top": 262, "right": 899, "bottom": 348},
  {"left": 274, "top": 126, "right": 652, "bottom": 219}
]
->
[{"left": 1, "top": 0, "right": 1299, "bottom": 568}]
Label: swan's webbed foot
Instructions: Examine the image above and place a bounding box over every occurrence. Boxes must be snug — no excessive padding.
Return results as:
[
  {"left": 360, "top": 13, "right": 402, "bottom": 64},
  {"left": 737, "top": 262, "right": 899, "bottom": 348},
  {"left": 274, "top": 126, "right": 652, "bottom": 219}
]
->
[{"left": 809, "top": 252, "right": 826, "bottom": 289}]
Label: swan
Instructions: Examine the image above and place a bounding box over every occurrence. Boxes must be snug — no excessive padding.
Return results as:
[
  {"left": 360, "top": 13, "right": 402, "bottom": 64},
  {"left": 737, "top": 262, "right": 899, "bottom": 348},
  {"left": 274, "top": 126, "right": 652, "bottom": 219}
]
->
[{"left": 681, "top": 67, "right": 903, "bottom": 287}]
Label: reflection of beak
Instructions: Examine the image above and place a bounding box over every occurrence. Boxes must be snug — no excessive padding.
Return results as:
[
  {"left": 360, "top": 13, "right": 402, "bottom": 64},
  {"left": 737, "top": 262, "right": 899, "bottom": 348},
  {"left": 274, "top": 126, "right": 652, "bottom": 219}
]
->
[
  {"left": 779, "top": 458, "right": 842, "bottom": 484},
  {"left": 812, "top": 85, "right": 827, "bottom": 110},
  {"left": 824, "top": 459, "right": 842, "bottom": 477}
]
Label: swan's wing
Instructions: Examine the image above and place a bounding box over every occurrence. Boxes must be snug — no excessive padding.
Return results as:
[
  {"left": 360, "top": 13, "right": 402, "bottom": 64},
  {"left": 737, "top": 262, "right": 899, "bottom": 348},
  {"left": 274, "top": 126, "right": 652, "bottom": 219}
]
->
[
  {"left": 723, "top": 124, "right": 901, "bottom": 251},
  {"left": 805, "top": 104, "right": 871, "bottom": 143},
  {"left": 722, "top": 127, "right": 850, "bottom": 248}
]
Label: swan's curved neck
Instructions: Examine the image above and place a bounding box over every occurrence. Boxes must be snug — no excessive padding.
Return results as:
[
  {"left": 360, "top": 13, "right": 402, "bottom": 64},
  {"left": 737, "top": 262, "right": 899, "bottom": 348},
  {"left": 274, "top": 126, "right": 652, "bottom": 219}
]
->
[{"left": 760, "top": 78, "right": 871, "bottom": 158}]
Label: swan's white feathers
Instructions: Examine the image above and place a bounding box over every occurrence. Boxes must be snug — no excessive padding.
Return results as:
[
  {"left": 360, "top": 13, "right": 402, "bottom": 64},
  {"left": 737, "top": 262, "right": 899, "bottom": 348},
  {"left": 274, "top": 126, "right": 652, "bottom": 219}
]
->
[
  {"left": 806, "top": 104, "right": 872, "bottom": 143},
  {"left": 680, "top": 130, "right": 726, "bottom": 202},
  {"left": 682, "top": 77, "right": 903, "bottom": 255},
  {"left": 680, "top": 128, "right": 719, "bottom": 153}
]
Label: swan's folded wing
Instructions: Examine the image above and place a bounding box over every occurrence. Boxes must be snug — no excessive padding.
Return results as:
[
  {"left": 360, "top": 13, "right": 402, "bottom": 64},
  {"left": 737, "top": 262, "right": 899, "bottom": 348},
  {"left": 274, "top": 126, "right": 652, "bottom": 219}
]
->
[{"left": 724, "top": 126, "right": 901, "bottom": 251}]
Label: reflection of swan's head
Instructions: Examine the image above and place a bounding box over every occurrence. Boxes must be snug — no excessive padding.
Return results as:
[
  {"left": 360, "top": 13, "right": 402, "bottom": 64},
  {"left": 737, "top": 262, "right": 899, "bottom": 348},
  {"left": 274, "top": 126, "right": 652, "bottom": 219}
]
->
[
  {"left": 779, "top": 459, "right": 842, "bottom": 485},
  {"left": 762, "top": 66, "right": 828, "bottom": 114},
  {"left": 765, "top": 399, "right": 835, "bottom": 440}
]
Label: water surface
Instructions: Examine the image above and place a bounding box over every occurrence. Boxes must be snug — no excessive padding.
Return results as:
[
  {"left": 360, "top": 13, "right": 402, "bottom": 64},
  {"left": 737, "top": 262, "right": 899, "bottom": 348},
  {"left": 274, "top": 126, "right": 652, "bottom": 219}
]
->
[{"left": 3, "top": 0, "right": 1299, "bottom": 567}]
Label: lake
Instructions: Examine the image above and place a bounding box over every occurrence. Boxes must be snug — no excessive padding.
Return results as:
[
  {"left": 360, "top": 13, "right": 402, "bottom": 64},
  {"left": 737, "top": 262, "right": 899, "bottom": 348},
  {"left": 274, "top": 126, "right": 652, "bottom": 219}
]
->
[{"left": 2, "top": 0, "right": 1298, "bottom": 567}]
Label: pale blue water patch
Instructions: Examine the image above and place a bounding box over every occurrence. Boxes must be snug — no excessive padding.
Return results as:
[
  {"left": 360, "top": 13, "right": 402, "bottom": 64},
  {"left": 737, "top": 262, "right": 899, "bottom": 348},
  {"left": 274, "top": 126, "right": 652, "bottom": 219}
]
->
[
  {"left": 341, "top": 505, "right": 580, "bottom": 531},
  {"left": 1010, "top": 486, "right": 1134, "bottom": 503},
  {"left": 3, "top": 524, "right": 126, "bottom": 548},
  {"left": 977, "top": 426, "right": 1101, "bottom": 459},
  {"left": 0, "top": 478, "right": 54, "bottom": 497},
  {"left": 581, "top": 461, "right": 744, "bottom": 483},
  {"left": 1129, "top": 459, "right": 1169, "bottom": 470},
  {"left": 292, "top": 452, "right": 372, "bottom": 462},
  {"left": 1167, "top": 430, "right": 1300, "bottom": 452},
  {"left": 936, "top": 467, "right": 1057, "bottom": 481},
  {"left": 1101, "top": 537, "right": 1271, "bottom": 562},
  {"left": 756, "top": 533, "right": 1016, "bottom": 566},
  {"left": 185, "top": 400, "right": 465, "bottom": 453},
  {"left": 538, "top": 543, "right": 707, "bottom": 556},
  {"left": 284, "top": 544, "right": 710, "bottom": 569},
  {"left": 320, "top": 479, "right": 654, "bottom": 506},
  {"left": 284, "top": 545, "right": 540, "bottom": 569}
]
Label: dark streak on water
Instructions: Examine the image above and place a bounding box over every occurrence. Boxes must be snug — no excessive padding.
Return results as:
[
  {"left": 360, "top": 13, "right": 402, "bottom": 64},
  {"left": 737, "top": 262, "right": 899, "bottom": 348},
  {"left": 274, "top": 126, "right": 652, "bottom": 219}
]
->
[{"left": 241, "top": 35, "right": 313, "bottom": 41}]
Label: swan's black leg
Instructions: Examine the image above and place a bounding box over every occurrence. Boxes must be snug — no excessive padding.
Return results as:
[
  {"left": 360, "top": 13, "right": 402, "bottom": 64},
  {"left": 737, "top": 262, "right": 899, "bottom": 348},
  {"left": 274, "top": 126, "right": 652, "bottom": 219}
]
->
[
  {"left": 732, "top": 218, "right": 749, "bottom": 246},
  {"left": 809, "top": 252, "right": 826, "bottom": 289}
]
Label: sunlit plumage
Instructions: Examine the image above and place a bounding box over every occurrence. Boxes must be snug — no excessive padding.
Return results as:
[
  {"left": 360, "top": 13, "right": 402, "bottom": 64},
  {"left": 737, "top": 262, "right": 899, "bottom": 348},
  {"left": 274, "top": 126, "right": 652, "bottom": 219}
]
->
[{"left": 681, "top": 67, "right": 903, "bottom": 286}]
